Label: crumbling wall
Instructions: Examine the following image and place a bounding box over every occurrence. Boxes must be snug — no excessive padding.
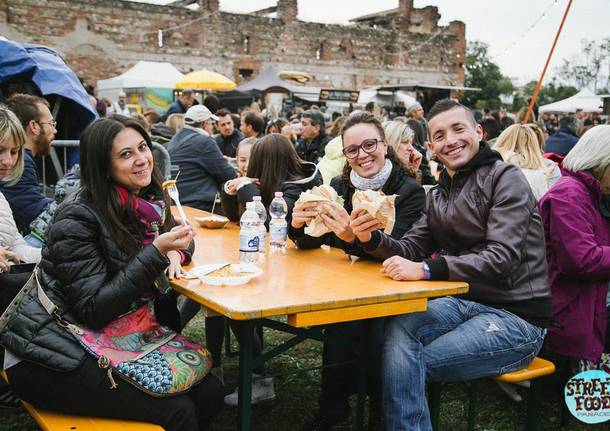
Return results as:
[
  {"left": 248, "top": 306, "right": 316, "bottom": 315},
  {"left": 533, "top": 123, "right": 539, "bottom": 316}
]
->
[{"left": 0, "top": 0, "right": 465, "bottom": 90}]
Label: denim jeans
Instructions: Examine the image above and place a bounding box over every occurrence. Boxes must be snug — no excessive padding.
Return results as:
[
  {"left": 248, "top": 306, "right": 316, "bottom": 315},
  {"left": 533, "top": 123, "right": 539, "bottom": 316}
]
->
[{"left": 382, "top": 296, "right": 546, "bottom": 431}]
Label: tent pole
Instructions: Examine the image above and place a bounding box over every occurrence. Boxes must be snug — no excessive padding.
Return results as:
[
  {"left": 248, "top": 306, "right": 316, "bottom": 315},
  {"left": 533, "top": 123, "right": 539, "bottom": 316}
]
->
[{"left": 524, "top": 0, "right": 573, "bottom": 123}]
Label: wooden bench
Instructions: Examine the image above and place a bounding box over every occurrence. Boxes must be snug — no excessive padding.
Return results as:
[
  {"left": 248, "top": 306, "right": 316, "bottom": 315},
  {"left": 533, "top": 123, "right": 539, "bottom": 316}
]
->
[
  {"left": 1, "top": 370, "right": 163, "bottom": 431},
  {"left": 429, "top": 356, "right": 556, "bottom": 431}
]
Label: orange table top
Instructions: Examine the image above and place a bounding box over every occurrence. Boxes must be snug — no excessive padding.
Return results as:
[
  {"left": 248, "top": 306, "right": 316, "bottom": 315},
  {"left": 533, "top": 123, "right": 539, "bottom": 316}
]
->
[{"left": 171, "top": 206, "right": 468, "bottom": 323}]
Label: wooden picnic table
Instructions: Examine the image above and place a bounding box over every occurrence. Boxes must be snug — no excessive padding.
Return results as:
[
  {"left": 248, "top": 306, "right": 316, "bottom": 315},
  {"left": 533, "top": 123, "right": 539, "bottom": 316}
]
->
[{"left": 171, "top": 206, "right": 468, "bottom": 430}]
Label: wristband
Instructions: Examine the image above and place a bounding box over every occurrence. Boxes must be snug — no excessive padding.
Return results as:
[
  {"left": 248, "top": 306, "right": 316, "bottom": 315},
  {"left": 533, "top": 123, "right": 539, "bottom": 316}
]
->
[{"left": 422, "top": 262, "right": 431, "bottom": 280}]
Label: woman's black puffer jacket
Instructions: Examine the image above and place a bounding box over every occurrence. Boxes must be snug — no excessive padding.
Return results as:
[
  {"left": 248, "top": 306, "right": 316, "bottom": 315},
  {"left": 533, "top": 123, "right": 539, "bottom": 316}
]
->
[
  {"left": 289, "top": 163, "right": 425, "bottom": 258},
  {"left": 0, "top": 195, "right": 185, "bottom": 372}
]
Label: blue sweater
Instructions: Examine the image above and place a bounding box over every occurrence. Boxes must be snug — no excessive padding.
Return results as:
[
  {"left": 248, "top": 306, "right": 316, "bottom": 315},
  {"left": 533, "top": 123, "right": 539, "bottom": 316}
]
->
[
  {"left": 545, "top": 129, "right": 579, "bottom": 156},
  {"left": 0, "top": 150, "right": 51, "bottom": 230},
  {"left": 167, "top": 127, "right": 236, "bottom": 212}
]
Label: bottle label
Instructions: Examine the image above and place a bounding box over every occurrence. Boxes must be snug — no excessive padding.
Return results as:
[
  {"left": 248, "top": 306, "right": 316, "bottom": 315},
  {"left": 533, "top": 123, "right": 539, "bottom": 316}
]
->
[
  {"left": 270, "top": 225, "right": 287, "bottom": 243},
  {"left": 240, "top": 232, "right": 259, "bottom": 252}
]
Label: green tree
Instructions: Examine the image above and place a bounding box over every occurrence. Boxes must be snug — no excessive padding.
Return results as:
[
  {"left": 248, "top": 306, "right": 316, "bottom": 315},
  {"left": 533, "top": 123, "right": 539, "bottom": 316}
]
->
[
  {"left": 462, "top": 41, "right": 514, "bottom": 110},
  {"left": 556, "top": 38, "right": 610, "bottom": 93}
]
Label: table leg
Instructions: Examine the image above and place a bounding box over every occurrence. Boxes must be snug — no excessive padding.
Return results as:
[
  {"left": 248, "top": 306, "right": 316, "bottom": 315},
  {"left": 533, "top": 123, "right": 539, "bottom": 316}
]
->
[
  {"left": 355, "top": 333, "right": 366, "bottom": 431},
  {"left": 237, "top": 320, "right": 254, "bottom": 431}
]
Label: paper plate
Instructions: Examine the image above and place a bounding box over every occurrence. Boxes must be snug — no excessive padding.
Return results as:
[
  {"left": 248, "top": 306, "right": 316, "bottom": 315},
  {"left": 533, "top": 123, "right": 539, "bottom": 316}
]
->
[
  {"left": 194, "top": 215, "right": 229, "bottom": 229},
  {"left": 189, "top": 263, "right": 262, "bottom": 286}
]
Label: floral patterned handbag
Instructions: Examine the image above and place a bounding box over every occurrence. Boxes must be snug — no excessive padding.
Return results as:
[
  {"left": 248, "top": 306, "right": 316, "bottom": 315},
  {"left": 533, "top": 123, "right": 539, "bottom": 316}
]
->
[{"left": 36, "top": 269, "right": 212, "bottom": 397}]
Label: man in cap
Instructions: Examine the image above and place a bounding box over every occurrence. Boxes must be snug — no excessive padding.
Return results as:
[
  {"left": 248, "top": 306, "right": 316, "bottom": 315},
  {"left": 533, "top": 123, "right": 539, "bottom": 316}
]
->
[{"left": 167, "top": 105, "right": 236, "bottom": 212}]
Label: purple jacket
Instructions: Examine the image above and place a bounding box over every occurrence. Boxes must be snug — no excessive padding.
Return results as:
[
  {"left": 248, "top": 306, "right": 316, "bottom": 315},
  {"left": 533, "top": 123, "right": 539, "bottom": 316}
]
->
[{"left": 538, "top": 170, "right": 610, "bottom": 361}]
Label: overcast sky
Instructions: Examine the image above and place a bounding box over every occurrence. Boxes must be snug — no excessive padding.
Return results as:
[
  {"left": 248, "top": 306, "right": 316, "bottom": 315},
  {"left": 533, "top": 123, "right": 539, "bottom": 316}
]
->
[{"left": 137, "top": 0, "right": 608, "bottom": 86}]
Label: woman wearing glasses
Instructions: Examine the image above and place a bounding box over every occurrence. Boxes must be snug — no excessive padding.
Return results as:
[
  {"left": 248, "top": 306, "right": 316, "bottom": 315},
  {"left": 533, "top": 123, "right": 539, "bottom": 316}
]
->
[
  {"left": 291, "top": 111, "right": 424, "bottom": 255},
  {"left": 290, "top": 111, "right": 425, "bottom": 430}
]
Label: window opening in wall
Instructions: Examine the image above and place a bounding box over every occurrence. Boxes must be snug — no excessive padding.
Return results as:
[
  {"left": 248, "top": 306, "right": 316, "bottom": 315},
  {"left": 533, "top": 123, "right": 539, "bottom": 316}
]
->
[
  {"left": 243, "top": 36, "right": 250, "bottom": 54},
  {"left": 239, "top": 68, "right": 253, "bottom": 79},
  {"left": 316, "top": 43, "right": 323, "bottom": 61}
]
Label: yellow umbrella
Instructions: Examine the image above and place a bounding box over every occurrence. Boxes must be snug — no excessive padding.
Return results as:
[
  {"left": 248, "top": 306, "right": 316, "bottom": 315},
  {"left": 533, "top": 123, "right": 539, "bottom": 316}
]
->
[{"left": 175, "top": 69, "right": 236, "bottom": 91}]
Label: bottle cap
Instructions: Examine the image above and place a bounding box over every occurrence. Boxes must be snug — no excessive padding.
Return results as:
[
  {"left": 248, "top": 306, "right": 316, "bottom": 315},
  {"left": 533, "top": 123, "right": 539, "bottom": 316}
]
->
[
  {"left": 246, "top": 201, "right": 255, "bottom": 210},
  {"left": 274, "top": 191, "right": 283, "bottom": 197},
  {"left": 253, "top": 196, "right": 262, "bottom": 201}
]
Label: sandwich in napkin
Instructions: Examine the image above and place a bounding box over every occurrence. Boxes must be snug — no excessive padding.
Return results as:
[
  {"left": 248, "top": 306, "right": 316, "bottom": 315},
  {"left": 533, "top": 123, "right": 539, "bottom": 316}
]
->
[
  {"left": 294, "top": 185, "right": 343, "bottom": 237},
  {"left": 352, "top": 190, "right": 396, "bottom": 234}
]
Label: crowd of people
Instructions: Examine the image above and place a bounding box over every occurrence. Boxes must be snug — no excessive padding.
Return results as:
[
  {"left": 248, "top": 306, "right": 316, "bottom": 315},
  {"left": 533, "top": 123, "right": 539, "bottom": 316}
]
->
[{"left": 0, "top": 88, "right": 609, "bottom": 431}]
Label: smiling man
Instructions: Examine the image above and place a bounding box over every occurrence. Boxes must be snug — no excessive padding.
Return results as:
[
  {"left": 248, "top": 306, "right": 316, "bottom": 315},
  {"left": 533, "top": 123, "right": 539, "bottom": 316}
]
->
[{"left": 353, "top": 99, "right": 552, "bottom": 430}]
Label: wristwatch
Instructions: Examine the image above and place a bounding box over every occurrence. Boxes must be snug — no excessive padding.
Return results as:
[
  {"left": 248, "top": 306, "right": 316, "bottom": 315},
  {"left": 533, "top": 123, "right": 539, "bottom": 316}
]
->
[{"left": 422, "top": 262, "right": 431, "bottom": 280}]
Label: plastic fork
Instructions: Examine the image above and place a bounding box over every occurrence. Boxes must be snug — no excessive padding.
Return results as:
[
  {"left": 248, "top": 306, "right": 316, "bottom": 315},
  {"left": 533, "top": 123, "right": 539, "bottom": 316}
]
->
[{"left": 166, "top": 183, "right": 188, "bottom": 226}]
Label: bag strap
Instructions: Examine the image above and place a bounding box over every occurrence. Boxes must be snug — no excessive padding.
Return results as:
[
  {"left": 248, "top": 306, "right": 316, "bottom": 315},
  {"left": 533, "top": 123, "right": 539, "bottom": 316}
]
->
[
  {"left": 35, "top": 269, "right": 57, "bottom": 317},
  {"left": 34, "top": 270, "right": 77, "bottom": 331},
  {"left": 0, "top": 266, "right": 39, "bottom": 333}
]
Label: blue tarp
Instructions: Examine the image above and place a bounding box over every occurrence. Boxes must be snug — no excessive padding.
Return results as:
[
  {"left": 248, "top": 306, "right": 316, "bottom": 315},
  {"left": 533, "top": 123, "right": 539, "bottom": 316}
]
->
[{"left": 0, "top": 38, "right": 97, "bottom": 134}]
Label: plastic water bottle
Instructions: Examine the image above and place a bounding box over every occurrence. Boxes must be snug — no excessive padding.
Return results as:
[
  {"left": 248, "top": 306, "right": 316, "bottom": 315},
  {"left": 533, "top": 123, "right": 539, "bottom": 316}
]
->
[
  {"left": 252, "top": 196, "right": 267, "bottom": 260},
  {"left": 269, "top": 192, "right": 288, "bottom": 254},
  {"left": 239, "top": 201, "right": 260, "bottom": 264}
]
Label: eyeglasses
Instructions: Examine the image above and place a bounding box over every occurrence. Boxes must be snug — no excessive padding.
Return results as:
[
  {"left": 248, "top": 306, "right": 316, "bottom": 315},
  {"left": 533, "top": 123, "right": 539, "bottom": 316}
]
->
[
  {"left": 38, "top": 120, "right": 57, "bottom": 128},
  {"left": 342, "top": 138, "right": 379, "bottom": 159}
]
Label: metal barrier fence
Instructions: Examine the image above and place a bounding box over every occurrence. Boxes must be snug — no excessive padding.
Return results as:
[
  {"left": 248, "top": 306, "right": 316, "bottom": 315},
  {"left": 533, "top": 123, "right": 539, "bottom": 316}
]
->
[{"left": 42, "top": 140, "right": 79, "bottom": 194}]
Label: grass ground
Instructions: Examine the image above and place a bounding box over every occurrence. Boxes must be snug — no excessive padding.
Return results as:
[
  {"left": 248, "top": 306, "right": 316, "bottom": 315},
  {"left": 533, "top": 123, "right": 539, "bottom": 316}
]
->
[{"left": 1, "top": 314, "right": 608, "bottom": 430}]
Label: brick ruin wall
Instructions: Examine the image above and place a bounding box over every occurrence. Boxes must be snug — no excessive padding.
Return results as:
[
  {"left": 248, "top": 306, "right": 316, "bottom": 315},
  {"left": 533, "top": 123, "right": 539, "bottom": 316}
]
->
[{"left": 0, "top": 0, "right": 466, "bottom": 91}]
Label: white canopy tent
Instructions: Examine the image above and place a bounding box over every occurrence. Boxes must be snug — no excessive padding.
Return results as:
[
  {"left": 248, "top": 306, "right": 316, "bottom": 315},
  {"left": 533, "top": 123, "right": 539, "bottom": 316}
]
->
[
  {"left": 539, "top": 88, "right": 603, "bottom": 114},
  {"left": 358, "top": 89, "right": 416, "bottom": 108},
  {"left": 97, "top": 61, "right": 184, "bottom": 100}
]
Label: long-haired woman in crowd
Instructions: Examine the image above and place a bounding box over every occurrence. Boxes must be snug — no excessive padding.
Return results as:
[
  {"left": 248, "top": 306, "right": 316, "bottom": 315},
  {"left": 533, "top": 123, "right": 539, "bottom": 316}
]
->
[
  {"left": 0, "top": 117, "right": 223, "bottom": 431},
  {"left": 219, "top": 133, "right": 322, "bottom": 406},
  {"left": 290, "top": 112, "right": 425, "bottom": 429},
  {"left": 406, "top": 118, "right": 436, "bottom": 184},
  {"left": 538, "top": 125, "right": 610, "bottom": 373},
  {"left": 494, "top": 124, "right": 560, "bottom": 200},
  {"left": 0, "top": 106, "right": 42, "bottom": 409},
  {"left": 384, "top": 121, "right": 423, "bottom": 178},
  {"left": 0, "top": 104, "right": 41, "bottom": 318},
  {"left": 222, "top": 134, "right": 322, "bottom": 222},
  {"left": 526, "top": 123, "right": 548, "bottom": 153},
  {"left": 0, "top": 106, "right": 41, "bottom": 271}
]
